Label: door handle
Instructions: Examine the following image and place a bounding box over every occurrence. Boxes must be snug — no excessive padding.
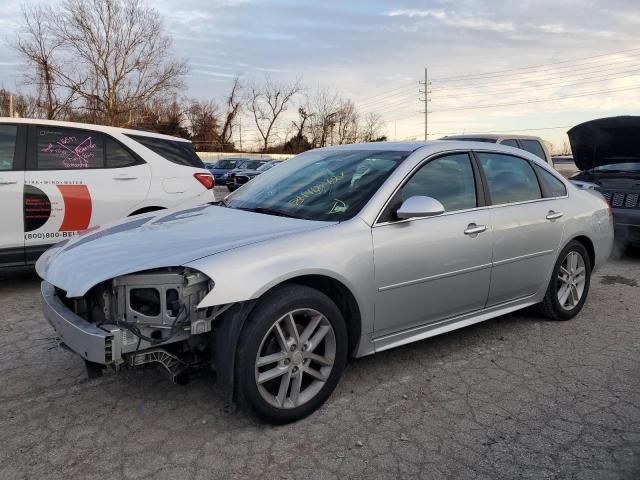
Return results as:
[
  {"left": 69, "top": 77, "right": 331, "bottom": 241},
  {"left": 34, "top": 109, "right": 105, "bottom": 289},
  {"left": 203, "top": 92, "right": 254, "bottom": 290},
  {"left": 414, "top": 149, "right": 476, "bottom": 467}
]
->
[
  {"left": 0, "top": 178, "right": 17, "bottom": 185},
  {"left": 546, "top": 210, "right": 563, "bottom": 221},
  {"left": 464, "top": 223, "right": 487, "bottom": 236},
  {"left": 113, "top": 175, "right": 138, "bottom": 181}
]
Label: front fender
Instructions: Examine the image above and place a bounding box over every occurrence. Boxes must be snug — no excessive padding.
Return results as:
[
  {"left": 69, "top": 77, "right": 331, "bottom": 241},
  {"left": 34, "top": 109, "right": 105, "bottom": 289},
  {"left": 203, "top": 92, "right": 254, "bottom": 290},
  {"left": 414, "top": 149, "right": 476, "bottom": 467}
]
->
[{"left": 185, "top": 221, "right": 375, "bottom": 334}]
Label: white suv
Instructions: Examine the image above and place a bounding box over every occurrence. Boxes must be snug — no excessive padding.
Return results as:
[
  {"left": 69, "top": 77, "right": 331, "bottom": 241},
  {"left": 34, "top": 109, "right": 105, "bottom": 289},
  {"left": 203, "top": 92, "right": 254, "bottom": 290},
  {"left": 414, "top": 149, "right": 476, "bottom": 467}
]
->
[
  {"left": 0, "top": 118, "right": 214, "bottom": 267},
  {"left": 440, "top": 134, "right": 553, "bottom": 166}
]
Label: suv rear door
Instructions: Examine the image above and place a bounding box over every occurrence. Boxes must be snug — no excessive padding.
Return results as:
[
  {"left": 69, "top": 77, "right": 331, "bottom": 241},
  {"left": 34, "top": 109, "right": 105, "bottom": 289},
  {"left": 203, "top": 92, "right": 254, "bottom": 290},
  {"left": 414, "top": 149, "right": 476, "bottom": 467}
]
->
[
  {"left": 24, "top": 125, "right": 151, "bottom": 261},
  {"left": 0, "top": 124, "right": 26, "bottom": 266}
]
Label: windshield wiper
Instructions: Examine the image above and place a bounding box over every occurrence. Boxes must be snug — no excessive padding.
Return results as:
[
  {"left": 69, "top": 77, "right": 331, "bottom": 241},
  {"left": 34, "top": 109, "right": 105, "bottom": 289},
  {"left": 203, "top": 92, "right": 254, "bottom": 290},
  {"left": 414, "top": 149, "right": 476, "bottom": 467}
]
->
[{"left": 236, "top": 206, "right": 299, "bottom": 218}]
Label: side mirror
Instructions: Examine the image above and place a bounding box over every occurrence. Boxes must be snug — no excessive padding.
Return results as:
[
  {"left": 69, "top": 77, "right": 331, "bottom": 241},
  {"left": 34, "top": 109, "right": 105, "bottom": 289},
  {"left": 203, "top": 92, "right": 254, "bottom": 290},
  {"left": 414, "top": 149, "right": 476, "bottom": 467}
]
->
[{"left": 396, "top": 196, "right": 445, "bottom": 220}]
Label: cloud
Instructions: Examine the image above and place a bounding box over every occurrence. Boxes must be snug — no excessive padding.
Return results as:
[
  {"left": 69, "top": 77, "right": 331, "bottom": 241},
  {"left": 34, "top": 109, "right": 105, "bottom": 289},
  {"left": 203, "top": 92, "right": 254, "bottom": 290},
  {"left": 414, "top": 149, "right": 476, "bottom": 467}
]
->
[{"left": 387, "top": 8, "right": 515, "bottom": 33}]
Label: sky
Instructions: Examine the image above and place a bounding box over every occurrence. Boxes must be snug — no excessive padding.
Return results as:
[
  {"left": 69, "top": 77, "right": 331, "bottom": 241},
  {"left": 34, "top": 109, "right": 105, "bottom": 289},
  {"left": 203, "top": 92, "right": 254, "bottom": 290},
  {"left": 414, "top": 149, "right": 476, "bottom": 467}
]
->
[{"left": 0, "top": 0, "right": 639, "bottom": 151}]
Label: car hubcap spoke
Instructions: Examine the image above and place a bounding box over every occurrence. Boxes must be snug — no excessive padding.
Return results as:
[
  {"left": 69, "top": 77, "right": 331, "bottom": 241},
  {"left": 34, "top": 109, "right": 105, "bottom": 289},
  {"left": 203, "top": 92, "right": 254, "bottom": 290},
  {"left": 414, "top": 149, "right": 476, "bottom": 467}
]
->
[
  {"left": 255, "top": 308, "right": 336, "bottom": 410},
  {"left": 556, "top": 250, "right": 587, "bottom": 311},
  {"left": 256, "top": 351, "right": 289, "bottom": 368},
  {"left": 257, "top": 365, "right": 288, "bottom": 384}
]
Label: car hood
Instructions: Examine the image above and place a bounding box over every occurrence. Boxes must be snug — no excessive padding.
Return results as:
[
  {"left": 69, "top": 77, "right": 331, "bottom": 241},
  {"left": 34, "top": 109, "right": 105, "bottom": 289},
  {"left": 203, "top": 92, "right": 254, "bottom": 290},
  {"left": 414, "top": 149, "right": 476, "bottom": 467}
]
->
[
  {"left": 209, "top": 168, "right": 232, "bottom": 175},
  {"left": 36, "top": 205, "right": 331, "bottom": 297},
  {"left": 568, "top": 116, "right": 640, "bottom": 171}
]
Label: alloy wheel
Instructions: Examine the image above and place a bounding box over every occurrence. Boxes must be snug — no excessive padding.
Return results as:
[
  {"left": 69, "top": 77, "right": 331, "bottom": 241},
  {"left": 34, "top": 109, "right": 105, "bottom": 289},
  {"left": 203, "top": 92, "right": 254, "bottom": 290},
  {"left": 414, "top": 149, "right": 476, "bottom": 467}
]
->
[
  {"left": 556, "top": 251, "right": 587, "bottom": 310},
  {"left": 254, "top": 308, "right": 336, "bottom": 409}
]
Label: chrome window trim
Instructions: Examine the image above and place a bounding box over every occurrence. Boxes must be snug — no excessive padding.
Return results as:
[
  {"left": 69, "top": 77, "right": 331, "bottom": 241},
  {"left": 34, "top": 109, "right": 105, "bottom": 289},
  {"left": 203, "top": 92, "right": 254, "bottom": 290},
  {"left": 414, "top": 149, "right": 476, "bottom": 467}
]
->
[{"left": 372, "top": 148, "right": 569, "bottom": 228}]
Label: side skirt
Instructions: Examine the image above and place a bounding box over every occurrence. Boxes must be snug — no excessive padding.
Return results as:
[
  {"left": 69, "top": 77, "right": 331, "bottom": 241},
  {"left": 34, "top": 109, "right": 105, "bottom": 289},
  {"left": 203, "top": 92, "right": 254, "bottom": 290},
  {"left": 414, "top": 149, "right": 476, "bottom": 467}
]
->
[{"left": 371, "top": 295, "right": 538, "bottom": 354}]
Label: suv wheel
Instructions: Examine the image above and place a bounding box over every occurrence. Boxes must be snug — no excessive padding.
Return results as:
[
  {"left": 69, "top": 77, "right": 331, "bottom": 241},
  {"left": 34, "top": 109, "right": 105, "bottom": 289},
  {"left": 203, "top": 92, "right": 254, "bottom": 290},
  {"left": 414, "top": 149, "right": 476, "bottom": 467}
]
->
[
  {"left": 235, "top": 284, "right": 347, "bottom": 423},
  {"left": 538, "top": 240, "right": 592, "bottom": 321}
]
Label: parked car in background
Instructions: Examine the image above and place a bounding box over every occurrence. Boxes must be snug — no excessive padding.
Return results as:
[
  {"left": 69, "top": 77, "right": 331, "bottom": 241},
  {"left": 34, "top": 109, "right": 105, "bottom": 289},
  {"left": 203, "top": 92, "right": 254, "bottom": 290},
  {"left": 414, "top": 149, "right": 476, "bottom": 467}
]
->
[
  {"left": 552, "top": 155, "right": 579, "bottom": 178},
  {"left": 37, "top": 140, "right": 612, "bottom": 423},
  {"left": 569, "top": 116, "right": 640, "bottom": 246},
  {"left": 226, "top": 160, "right": 284, "bottom": 191},
  {"left": 225, "top": 159, "right": 271, "bottom": 191},
  {"left": 440, "top": 134, "right": 553, "bottom": 166},
  {"left": 0, "top": 118, "right": 214, "bottom": 267},
  {"left": 205, "top": 157, "right": 251, "bottom": 185}
]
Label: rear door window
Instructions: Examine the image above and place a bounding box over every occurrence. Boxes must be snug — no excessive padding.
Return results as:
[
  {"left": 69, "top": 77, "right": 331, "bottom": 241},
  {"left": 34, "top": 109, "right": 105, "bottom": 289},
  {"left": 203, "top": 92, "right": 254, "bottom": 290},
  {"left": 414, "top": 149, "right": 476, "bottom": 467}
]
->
[
  {"left": 520, "top": 139, "right": 547, "bottom": 160},
  {"left": 500, "top": 139, "right": 520, "bottom": 148},
  {"left": 36, "top": 127, "right": 104, "bottom": 169},
  {"left": 477, "top": 153, "right": 542, "bottom": 205},
  {"left": 126, "top": 134, "right": 204, "bottom": 168},
  {"left": 0, "top": 125, "right": 17, "bottom": 170}
]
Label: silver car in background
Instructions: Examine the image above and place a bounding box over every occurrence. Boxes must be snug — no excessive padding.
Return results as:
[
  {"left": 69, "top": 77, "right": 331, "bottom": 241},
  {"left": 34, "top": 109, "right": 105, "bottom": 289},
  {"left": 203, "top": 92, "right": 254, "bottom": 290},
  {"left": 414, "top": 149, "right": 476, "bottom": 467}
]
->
[{"left": 37, "top": 141, "right": 613, "bottom": 423}]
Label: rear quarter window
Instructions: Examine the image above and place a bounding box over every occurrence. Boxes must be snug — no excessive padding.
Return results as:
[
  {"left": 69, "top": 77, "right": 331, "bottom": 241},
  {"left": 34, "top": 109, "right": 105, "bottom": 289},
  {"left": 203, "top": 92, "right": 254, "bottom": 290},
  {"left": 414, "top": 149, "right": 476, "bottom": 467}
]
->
[
  {"left": 535, "top": 165, "right": 567, "bottom": 197},
  {"left": 127, "top": 134, "right": 204, "bottom": 168}
]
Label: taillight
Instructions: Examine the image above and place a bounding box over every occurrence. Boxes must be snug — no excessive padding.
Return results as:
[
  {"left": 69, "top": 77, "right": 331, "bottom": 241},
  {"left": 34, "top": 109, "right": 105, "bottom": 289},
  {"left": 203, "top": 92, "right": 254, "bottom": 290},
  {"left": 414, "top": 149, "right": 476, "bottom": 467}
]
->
[
  {"left": 194, "top": 172, "right": 215, "bottom": 189},
  {"left": 605, "top": 198, "right": 613, "bottom": 218}
]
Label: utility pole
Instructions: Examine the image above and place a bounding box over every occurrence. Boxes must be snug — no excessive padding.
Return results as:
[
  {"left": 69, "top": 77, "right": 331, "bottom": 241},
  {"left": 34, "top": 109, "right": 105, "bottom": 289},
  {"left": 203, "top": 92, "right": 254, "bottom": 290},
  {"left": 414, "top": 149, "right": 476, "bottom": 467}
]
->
[
  {"left": 419, "top": 67, "right": 431, "bottom": 140},
  {"left": 8, "top": 94, "right": 13, "bottom": 118}
]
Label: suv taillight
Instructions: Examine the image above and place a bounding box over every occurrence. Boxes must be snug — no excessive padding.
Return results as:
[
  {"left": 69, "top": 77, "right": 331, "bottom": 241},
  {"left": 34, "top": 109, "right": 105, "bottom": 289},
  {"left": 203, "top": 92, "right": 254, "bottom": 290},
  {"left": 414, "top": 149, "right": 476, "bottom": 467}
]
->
[{"left": 194, "top": 173, "right": 215, "bottom": 189}]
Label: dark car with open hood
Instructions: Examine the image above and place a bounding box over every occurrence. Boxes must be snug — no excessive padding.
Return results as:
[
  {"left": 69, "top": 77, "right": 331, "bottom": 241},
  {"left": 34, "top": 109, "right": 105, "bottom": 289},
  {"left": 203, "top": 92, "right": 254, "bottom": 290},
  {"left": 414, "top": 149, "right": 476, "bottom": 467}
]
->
[{"left": 570, "top": 116, "right": 640, "bottom": 246}]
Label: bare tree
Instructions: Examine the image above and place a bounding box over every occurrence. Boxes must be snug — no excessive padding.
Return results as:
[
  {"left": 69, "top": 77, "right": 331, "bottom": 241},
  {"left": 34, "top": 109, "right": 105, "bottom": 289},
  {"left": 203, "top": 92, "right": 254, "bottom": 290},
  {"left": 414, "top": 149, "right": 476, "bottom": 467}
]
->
[
  {"left": 247, "top": 76, "right": 302, "bottom": 151},
  {"left": 14, "top": 5, "right": 74, "bottom": 119},
  {"left": 185, "top": 99, "right": 221, "bottom": 151},
  {"left": 219, "top": 77, "right": 242, "bottom": 148},
  {"left": 0, "top": 89, "right": 41, "bottom": 118},
  {"left": 17, "top": 0, "right": 188, "bottom": 126},
  {"left": 359, "top": 112, "right": 385, "bottom": 142},
  {"left": 335, "top": 100, "right": 359, "bottom": 145},
  {"left": 303, "top": 88, "right": 344, "bottom": 147}
]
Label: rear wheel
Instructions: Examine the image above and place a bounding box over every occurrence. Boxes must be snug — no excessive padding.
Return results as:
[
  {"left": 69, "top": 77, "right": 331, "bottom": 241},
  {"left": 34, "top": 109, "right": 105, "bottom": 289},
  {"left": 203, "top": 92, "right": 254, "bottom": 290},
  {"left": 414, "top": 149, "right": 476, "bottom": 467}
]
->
[
  {"left": 537, "top": 240, "right": 591, "bottom": 320},
  {"left": 235, "top": 285, "right": 347, "bottom": 423}
]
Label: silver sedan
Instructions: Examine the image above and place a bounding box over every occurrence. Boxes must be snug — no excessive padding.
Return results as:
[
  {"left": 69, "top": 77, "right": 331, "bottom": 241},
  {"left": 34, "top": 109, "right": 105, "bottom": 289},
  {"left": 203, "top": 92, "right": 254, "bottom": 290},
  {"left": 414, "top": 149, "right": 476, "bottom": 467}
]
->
[{"left": 37, "top": 141, "right": 613, "bottom": 423}]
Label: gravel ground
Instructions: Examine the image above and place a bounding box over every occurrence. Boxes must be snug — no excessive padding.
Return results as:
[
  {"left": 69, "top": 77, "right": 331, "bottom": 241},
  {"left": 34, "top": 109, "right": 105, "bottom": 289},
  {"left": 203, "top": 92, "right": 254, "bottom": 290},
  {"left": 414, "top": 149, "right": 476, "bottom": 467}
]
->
[{"left": 0, "top": 250, "right": 639, "bottom": 480}]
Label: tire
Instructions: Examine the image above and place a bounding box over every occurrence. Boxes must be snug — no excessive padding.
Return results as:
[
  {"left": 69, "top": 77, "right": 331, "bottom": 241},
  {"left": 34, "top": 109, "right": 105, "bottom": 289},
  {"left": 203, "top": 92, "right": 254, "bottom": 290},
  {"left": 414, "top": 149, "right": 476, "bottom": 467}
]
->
[
  {"left": 235, "top": 284, "right": 348, "bottom": 423},
  {"left": 227, "top": 185, "right": 235, "bottom": 192},
  {"left": 537, "top": 240, "right": 592, "bottom": 321}
]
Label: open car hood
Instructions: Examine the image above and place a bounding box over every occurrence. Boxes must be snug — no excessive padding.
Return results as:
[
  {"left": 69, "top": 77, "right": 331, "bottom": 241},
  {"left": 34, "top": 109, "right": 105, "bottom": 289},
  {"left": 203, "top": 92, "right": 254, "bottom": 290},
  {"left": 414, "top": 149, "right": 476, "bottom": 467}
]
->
[
  {"left": 568, "top": 116, "right": 640, "bottom": 171},
  {"left": 36, "top": 205, "right": 330, "bottom": 297}
]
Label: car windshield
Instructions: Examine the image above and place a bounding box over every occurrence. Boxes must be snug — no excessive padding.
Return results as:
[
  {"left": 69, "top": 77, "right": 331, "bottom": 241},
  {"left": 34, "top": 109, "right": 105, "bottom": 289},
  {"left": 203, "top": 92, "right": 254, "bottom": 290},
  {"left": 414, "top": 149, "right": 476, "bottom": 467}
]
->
[
  {"left": 239, "top": 160, "right": 266, "bottom": 170},
  {"left": 224, "top": 149, "right": 409, "bottom": 221},
  {"left": 211, "top": 159, "right": 239, "bottom": 169},
  {"left": 590, "top": 161, "right": 640, "bottom": 173},
  {"left": 257, "top": 161, "right": 281, "bottom": 172}
]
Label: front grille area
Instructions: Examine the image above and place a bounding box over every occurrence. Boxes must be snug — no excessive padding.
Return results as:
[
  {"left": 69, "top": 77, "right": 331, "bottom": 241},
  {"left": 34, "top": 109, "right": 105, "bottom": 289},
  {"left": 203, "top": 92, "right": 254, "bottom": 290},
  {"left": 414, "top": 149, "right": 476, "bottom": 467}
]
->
[{"left": 601, "top": 191, "right": 640, "bottom": 209}]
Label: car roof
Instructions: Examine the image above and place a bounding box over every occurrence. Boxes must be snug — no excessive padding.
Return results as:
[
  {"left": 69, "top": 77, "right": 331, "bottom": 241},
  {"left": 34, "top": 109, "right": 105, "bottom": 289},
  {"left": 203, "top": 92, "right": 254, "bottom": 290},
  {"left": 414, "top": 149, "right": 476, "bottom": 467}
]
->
[
  {"left": 441, "top": 134, "right": 544, "bottom": 141},
  {"left": 0, "top": 117, "right": 192, "bottom": 143},
  {"left": 316, "top": 140, "right": 551, "bottom": 166}
]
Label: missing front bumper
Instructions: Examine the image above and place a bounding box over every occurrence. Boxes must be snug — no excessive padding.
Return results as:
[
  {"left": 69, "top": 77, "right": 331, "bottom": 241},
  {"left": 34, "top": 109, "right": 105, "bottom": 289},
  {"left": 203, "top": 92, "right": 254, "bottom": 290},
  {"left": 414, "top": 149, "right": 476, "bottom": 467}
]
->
[{"left": 41, "top": 281, "right": 121, "bottom": 365}]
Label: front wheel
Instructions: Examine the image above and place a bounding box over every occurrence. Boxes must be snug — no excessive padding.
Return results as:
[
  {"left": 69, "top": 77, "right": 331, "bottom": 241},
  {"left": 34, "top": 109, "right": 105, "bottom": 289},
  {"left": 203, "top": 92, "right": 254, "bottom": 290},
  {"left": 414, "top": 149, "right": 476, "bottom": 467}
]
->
[
  {"left": 537, "top": 240, "right": 592, "bottom": 321},
  {"left": 235, "top": 285, "right": 348, "bottom": 423}
]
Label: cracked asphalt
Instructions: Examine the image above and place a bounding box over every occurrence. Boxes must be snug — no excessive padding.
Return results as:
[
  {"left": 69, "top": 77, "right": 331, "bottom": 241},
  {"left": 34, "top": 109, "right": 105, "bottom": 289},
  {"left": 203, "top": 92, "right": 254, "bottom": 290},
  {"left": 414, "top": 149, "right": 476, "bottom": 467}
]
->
[{"left": 1, "top": 250, "right": 639, "bottom": 480}]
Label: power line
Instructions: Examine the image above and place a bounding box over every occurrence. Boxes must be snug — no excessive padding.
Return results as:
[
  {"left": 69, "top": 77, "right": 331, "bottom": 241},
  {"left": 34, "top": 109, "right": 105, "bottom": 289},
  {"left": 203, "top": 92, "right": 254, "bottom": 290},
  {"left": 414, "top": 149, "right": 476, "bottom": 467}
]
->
[
  {"left": 401, "top": 125, "right": 573, "bottom": 140},
  {"left": 430, "top": 46, "right": 640, "bottom": 82},
  {"left": 350, "top": 80, "right": 417, "bottom": 105},
  {"left": 359, "top": 66, "right": 640, "bottom": 117},
  {"left": 431, "top": 84, "right": 640, "bottom": 113},
  {"left": 432, "top": 66, "right": 640, "bottom": 100},
  {"left": 433, "top": 54, "right": 640, "bottom": 90},
  {"left": 357, "top": 61, "right": 640, "bottom": 119}
]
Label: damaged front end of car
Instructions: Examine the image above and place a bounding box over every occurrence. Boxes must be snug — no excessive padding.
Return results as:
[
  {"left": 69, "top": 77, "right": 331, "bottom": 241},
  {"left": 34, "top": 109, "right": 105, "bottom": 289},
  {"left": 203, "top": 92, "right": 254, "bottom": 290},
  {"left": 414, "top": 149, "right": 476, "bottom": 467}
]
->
[{"left": 42, "top": 267, "right": 235, "bottom": 383}]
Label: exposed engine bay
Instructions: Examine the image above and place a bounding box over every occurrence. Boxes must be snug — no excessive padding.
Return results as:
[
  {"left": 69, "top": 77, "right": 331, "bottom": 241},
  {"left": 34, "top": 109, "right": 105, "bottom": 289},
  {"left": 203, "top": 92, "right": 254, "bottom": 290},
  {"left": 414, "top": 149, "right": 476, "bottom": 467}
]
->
[{"left": 57, "top": 268, "right": 231, "bottom": 382}]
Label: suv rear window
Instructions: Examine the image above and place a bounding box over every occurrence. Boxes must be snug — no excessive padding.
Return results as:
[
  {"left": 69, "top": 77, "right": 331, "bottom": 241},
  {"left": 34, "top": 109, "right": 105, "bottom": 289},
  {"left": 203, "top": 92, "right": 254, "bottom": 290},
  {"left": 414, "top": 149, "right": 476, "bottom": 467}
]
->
[
  {"left": 520, "top": 139, "right": 547, "bottom": 160},
  {"left": 127, "top": 134, "right": 204, "bottom": 168}
]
